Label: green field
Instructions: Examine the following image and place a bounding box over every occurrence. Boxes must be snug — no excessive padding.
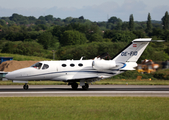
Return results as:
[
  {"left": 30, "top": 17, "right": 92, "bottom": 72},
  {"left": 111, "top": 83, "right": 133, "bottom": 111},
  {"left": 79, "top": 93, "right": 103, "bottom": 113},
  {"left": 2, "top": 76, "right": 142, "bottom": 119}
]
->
[{"left": 0, "top": 97, "right": 169, "bottom": 120}]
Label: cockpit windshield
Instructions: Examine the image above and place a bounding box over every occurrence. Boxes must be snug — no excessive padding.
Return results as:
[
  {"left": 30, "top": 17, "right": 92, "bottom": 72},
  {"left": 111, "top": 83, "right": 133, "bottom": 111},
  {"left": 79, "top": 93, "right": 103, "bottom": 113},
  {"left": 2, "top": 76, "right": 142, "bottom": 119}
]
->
[
  {"left": 31, "top": 62, "right": 42, "bottom": 69},
  {"left": 31, "top": 62, "right": 49, "bottom": 70},
  {"left": 42, "top": 64, "right": 49, "bottom": 70}
]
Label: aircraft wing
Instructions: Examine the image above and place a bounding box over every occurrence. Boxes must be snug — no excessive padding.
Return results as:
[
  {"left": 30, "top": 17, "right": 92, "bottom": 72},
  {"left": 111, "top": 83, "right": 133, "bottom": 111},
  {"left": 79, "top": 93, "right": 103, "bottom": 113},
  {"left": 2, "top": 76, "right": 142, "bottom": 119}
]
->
[{"left": 51, "top": 74, "right": 99, "bottom": 81}]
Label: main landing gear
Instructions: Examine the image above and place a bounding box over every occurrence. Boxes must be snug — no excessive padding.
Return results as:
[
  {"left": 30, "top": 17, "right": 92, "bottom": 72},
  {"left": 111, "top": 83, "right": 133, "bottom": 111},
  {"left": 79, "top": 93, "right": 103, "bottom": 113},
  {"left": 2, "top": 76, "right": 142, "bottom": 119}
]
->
[
  {"left": 23, "top": 83, "right": 29, "bottom": 90},
  {"left": 69, "top": 82, "right": 89, "bottom": 90},
  {"left": 82, "top": 83, "right": 89, "bottom": 90},
  {"left": 71, "top": 82, "right": 78, "bottom": 90}
]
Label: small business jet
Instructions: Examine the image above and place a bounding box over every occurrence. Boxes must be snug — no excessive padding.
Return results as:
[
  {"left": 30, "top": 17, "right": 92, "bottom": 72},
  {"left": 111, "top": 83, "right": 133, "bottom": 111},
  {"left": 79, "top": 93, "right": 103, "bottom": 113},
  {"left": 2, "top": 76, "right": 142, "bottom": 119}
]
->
[{"left": 5, "top": 38, "right": 164, "bottom": 90}]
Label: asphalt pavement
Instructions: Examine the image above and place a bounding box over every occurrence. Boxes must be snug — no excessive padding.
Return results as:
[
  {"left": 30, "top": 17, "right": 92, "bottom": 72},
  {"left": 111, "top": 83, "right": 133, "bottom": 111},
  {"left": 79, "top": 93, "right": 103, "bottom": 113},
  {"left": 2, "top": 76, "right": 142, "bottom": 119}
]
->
[{"left": 0, "top": 85, "right": 169, "bottom": 97}]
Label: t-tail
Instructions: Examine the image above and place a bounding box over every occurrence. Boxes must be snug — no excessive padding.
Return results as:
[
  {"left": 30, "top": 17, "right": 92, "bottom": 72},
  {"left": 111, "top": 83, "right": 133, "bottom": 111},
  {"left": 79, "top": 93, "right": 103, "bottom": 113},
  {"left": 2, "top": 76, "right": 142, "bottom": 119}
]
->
[{"left": 112, "top": 38, "right": 164, "bottom": 70}]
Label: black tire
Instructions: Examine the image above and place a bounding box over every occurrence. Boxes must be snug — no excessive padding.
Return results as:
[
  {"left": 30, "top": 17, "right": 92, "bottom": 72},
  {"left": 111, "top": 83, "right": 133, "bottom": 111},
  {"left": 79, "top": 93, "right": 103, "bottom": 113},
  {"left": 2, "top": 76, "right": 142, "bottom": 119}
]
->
[
  {"left": 82, "top": 83, "right": 89, "bottom": 90},
  {"left": 23, "top": 84, "right": 29, "bottom": 90},
  {"left": 71, "top": 82, "right": 78, "bottom": 90}
]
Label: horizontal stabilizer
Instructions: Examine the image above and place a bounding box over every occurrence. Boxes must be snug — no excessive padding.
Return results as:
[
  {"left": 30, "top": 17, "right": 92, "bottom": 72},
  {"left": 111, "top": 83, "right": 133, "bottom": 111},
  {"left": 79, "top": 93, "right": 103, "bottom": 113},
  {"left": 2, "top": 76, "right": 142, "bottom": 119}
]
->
[
  {"left": 151, "top": 40, "right": 165, "bottom": 42},
  {"left": 133, "top": 39, "right": 165, "bottom": 42}
]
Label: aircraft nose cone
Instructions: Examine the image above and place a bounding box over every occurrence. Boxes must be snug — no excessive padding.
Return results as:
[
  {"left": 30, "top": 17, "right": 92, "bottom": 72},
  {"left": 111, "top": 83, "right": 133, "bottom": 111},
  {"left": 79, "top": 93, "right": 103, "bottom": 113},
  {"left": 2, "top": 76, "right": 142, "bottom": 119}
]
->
[
  {"left": 5, "top": 72, "right": 13, "bottom": 80},
  {"left": 5, "top": 67, "right": 34, "bottom": 80},
  {"left": 5, "top": 72, "right": 18, "bottom": 80}
]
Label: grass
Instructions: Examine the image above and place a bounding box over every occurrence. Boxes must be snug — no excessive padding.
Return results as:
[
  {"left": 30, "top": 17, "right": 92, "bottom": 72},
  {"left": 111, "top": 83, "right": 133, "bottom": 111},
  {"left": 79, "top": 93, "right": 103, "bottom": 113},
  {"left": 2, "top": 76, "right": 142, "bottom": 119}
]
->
[
  {"left": 1, "top": 79, "right": 169, "bottom": 85},
  {"left": 0, "top": 97, "right": 169, "bottom": 120},
  {"left": 0, "top": 53, "right": 51, "bottom": 61},
  {"left": 0, "top": 80, "right": 67, "bottom": 85}
]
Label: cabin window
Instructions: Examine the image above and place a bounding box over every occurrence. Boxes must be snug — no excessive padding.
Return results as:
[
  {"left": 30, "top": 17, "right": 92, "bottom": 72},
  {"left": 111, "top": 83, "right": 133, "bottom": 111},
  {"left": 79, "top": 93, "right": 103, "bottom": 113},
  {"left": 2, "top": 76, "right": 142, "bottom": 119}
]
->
[
  {"left": 62, "top": 64, "right": 67, "bottom": 67},
  {"left": 31, "top": 62, "right": 42, "bottom": 69},
  {"left": 78, "top": 63, "right": 83, "bottom": 67},
  {"left": 70, "top": 63, "right": 75, "bottom": 67},
  {"left": 42, "top": 64, "right": 49, "bottom": 70}
]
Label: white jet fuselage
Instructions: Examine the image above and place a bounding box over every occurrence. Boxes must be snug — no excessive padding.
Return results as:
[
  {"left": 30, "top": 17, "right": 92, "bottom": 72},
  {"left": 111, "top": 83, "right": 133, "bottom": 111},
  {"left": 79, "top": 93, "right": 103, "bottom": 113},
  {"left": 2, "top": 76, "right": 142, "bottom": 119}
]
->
[{"left": 6, "top": 60, "right": 122, "bottom": 82}]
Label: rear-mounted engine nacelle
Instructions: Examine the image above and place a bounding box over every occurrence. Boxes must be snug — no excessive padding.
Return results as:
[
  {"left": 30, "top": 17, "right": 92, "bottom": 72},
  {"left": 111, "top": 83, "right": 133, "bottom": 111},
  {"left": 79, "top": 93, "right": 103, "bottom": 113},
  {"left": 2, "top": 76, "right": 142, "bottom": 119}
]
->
[{"left": 92, "top": 60, "right": 116, "bottom": 70}]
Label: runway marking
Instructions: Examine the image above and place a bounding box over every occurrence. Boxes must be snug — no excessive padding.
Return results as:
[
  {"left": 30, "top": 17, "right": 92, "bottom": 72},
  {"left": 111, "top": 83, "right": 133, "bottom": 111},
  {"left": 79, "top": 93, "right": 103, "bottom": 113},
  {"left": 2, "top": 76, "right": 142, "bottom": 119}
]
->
[{"left": 1, "top": 91, "right": 169, "bottom": 94}]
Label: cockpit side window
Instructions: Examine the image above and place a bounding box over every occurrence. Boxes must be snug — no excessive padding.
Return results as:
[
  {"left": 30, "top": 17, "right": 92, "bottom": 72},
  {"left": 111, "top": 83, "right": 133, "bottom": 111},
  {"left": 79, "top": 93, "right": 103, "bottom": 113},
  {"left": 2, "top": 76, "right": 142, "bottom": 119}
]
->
[
  {"left": 42, "top": 64, "right": 49, "bottom": 70},
  {"left": 31, "top": 62, "right": 42, "bottom": 69}
]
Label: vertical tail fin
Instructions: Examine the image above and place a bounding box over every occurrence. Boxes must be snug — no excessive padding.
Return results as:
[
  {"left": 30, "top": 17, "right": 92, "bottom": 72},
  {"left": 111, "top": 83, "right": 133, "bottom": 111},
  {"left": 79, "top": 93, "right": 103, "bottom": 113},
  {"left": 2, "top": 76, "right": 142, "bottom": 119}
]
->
[{"left": 112, "top": 38, "right": 152, "bottom": 63}]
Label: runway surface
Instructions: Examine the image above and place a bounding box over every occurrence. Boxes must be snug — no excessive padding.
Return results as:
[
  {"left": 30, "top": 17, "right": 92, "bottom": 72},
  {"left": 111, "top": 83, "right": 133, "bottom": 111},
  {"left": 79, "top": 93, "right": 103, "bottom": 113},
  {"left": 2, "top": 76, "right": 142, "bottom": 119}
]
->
[{"left": 0, "top": 85, "right": 169, "bottom": 97}]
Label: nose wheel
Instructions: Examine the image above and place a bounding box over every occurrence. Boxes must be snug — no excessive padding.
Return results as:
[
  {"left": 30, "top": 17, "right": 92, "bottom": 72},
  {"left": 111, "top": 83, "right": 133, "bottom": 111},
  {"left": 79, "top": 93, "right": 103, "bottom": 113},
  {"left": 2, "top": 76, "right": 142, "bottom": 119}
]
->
[{"left": 23, "top": 83, "right": 29, "bottom": 90}]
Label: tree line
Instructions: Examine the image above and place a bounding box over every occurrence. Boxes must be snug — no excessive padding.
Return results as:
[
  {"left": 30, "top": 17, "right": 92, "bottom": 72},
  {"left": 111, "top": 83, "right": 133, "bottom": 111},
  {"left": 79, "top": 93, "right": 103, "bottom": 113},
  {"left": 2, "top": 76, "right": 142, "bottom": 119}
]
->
[{"left": 0, "top": 12, "right": 169, "bottom": 61}]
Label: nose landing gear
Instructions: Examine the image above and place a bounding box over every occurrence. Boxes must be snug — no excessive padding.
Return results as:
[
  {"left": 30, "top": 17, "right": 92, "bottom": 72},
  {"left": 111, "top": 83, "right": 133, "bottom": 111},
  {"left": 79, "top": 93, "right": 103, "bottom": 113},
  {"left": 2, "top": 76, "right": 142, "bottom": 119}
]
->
[{"left": 23, "top": 83, "right": 29, "bottom": 90}]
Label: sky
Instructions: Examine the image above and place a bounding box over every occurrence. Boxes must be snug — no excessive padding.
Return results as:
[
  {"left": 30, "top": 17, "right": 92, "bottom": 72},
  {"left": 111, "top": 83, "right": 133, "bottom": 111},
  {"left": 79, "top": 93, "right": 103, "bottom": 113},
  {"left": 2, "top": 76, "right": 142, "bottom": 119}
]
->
[{"left": 0, "top": 0, "right": 169, "bottom": 21}]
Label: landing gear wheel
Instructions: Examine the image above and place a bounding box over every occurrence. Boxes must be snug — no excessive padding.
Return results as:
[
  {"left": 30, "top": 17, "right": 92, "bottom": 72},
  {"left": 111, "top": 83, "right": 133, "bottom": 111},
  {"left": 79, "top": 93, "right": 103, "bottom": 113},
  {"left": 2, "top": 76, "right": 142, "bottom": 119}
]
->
[
  {"left": 71, "top": 82, "right": 78, "bottom": 90},
  {"left": 82, "top": 83, "right": 89, "bottom": 90},
  {"left": 23, "top": 83, "right": 29, "bottom": 90}
]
